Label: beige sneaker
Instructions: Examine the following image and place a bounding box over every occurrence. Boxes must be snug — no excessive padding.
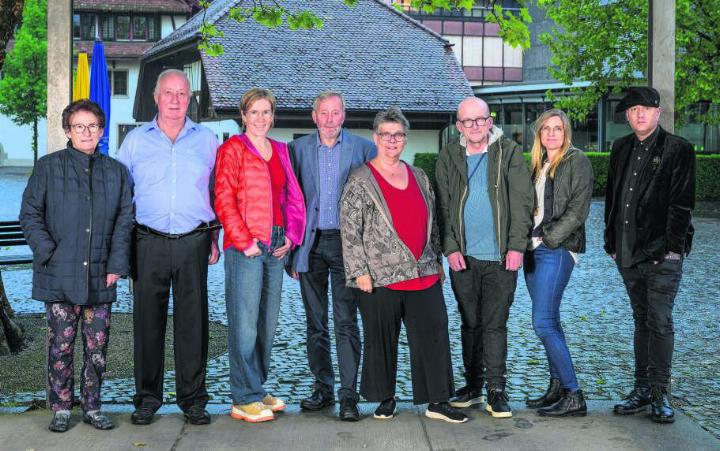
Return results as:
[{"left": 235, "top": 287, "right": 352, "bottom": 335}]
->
[
  {"left": 262, "top": 394, "right": 286, "bottom": 412},
  {"left": 230, "top": 402, "right": 274, "bottom": 423}
]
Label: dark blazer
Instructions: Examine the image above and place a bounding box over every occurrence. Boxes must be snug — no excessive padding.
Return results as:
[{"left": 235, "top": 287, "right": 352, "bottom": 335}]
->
[
  {"left": 288, "top": 130, "right": 376, "bottom": 273},
  {"left": 19, "top": 146, "right": 134, "bottom": 305},
  {"left": 604, "top": 127, "right": 695, "bottom": 262}
]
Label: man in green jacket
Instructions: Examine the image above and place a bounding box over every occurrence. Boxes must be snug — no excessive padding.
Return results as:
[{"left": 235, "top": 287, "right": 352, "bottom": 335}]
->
[{"left": 435, "top": 96, "right": 534, "bottom": 419}]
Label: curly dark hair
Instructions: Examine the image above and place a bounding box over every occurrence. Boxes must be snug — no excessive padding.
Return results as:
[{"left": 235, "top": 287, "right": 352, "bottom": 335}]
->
[{"left": 61, "top": 99, "right": 106, "bottom": 131}]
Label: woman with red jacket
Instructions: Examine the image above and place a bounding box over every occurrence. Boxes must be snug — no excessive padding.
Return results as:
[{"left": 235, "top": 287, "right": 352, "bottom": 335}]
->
[{"left": 214, "top": 88, "right": 306, "bottom": 423}]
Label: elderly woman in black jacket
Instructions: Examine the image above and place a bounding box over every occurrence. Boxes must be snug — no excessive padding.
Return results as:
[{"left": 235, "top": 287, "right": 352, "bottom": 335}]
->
[{"left": 19, "top": 99, "right": 133, "bottom": 432}]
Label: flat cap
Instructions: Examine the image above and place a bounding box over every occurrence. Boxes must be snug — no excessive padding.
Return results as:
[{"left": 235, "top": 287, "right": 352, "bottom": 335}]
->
[{"left": 616, "top": 87, "right": 661, "bottom": 113}]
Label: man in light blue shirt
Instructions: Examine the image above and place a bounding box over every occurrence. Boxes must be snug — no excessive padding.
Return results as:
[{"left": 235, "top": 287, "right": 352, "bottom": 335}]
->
[{"left": 117, "top": 69, "right": 220, "bottom": 427}]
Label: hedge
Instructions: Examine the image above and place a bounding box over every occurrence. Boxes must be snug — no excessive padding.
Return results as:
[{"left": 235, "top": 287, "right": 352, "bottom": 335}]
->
[{"left": 413, "top": 152, "right": 720, "bottom": 200}]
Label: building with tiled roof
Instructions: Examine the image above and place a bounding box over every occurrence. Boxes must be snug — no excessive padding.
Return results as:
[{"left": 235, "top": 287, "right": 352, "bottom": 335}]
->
[{"left": 132, "top": 0, "right": 473, "bottom": 157}]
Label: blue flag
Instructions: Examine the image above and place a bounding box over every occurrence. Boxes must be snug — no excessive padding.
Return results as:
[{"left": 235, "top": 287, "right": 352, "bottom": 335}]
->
[{"left": 90, "top": 40, "right": 111, "bottom": 155}]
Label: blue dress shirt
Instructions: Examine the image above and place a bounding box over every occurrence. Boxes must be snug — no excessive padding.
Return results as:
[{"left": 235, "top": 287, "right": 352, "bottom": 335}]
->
[
  {"left": 317, "top": 130, "right": 343, "bottom": 230},
  {"left": 116, "top": 117, "right": 219, "bottom": 234}
]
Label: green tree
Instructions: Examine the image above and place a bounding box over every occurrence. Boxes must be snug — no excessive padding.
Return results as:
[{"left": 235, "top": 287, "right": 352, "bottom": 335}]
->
[
  {"left": 0, "top": 0, "right": 25, "bottom": 68},
  {"left": 538, "top": 0, "right": 720, "bottom": 124},
  {"left": 198, "top": 0, "right": 533, "bottom": 56},
  {"left": 0, "top": 0, "right": 47, "bottom": 165}
]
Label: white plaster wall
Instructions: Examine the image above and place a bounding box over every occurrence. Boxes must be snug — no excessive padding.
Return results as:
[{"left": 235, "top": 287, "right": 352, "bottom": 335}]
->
[
  {"left": 161, "top": 15, "right": 188, "bottom": 38},
  {"left": 200, "top": 123, "right": 440, "bottom": 164},
  {"left": 107, "top": 61, "right": 141, "bottom": 156}
]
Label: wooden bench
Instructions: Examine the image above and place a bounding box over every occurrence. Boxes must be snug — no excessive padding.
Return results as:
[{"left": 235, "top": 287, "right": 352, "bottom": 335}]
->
[{"left": 0, "top": 221, "right": 32, "bottom": 266}]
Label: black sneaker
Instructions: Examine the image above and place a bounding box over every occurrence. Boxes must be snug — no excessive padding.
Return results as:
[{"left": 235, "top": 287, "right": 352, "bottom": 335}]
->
[
  {"left": 486, "top": 388, "right": 513, "bottom": 418},
  {"left": 425, "top": 402, "right": 469, "bottom": 424},
  {"left": 450, "top": 386, "right": 484, "bottom": 408},
  {"left": 373, "top": 398, "right": 397, "bottom": 419}
]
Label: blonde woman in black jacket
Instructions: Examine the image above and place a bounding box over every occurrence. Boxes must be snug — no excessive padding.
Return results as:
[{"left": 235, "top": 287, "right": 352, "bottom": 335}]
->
[{"left": 523, "top": 109, "right": 593, "bottom": 417}]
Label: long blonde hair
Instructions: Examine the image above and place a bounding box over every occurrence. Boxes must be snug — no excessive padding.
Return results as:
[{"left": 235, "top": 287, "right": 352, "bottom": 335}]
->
[{"left": 530, "top": 109, "right": 573, "bottom": 180}]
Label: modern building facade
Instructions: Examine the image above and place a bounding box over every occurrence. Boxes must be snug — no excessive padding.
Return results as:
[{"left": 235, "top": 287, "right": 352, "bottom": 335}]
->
[{"left": 403, "top": 1, "right": 719, "bottom": 153}]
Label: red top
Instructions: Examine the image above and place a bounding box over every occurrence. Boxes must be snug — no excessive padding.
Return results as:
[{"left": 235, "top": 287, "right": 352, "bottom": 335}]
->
[
  {"left": 267, "top": 149, "right": 286, "bottom": 227},
  {"left": 368, "top": 163, "right": 439, "bottom": 291}
]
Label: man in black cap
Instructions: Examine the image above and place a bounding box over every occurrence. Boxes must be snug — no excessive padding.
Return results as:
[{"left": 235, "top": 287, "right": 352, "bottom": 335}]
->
[{"left": 604, "top": 86, "right": 695, "bottom": 424}]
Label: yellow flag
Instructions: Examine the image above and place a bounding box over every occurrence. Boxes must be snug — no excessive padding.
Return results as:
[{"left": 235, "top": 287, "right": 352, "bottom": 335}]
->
[{"left": 73, "top": 52, "right": 90, "bottom": 101}]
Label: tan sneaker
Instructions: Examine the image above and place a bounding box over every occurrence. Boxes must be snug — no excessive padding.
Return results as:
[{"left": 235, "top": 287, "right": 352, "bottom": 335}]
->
[
  {"left": 262, "top": 394, "right": 286, "bottom": 412},
  {"left": 230, "top": 402, "right": 274, "bottom": 423}
]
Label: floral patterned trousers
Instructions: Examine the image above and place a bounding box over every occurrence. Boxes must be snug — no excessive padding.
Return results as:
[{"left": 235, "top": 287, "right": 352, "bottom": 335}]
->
[{"left": 46, "top": 302, "right": 111, "bottom": 412}]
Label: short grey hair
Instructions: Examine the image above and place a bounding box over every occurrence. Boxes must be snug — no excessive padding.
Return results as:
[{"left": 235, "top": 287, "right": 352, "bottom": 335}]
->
[
  {"left": 153, "top": 68, "right": 190, "bottom": 97},
  {"left": 313, "top": 90, "right": 346, "bottom": 111},
  {"left": 373, "top": 106, "right": 410, "bottom": 133}
]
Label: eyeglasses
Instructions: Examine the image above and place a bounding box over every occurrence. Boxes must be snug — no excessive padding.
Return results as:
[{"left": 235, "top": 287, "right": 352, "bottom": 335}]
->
[
  {"left": 70, "top": 123, "right": 101, "bottom": 134},
  {"left": 459, "top": 117, "right": 490, "bottom": 128},
  {"left": 377, "top": 132, "right": 407, "bottom": 142}
]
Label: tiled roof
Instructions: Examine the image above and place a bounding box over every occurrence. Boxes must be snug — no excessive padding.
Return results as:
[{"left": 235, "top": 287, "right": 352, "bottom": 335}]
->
[
  {"left": 74, "top": 40, "right": 154, "bottom": 59},
  {"left": 144, "top": 0, "right": 471, "bottom": 113},
  {"left": 74, "top": 0, "right": 192, "bottom": 14}
]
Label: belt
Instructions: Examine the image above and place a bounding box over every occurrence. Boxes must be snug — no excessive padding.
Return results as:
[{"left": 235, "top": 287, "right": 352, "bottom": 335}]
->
[
  {"left": 136, "top": 222, "right": 220, "bottom": 240},
  {"left": 316, "top": 229, "right": 341, "bottom": 236}
]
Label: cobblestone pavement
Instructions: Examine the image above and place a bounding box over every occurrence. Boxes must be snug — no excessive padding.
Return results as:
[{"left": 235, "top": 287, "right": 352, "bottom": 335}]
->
[{"left": 1, "top": 186, "right": 719, "bottom": 437}]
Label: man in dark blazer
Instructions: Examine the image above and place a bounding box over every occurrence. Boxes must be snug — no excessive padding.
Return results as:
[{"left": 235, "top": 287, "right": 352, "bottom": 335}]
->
[
  {"left": 288, "top": 91, "right": 376, "bottom": 421},
  {"left": 604, "top": 87, "right": 695, "bottom": 424}
]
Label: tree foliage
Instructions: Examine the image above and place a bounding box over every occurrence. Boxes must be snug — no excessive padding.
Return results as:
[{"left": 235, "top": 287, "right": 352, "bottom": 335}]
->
[
  {"left": 198, "top": 0, "right": 533, "bottom": 57},
  {"left": 0, "top": 0, "right": 24, "bottom": 69},
  {"left": 538, "top": 0, "right": 720, "bottom": 124},
  {"left": 0, "top": 0, "right": 47, "bottom": 163}
]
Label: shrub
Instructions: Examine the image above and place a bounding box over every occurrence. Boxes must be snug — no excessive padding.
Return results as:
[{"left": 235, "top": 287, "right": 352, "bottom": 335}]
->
[{"left": 413, "top": 152, "right": 720, "bottom": 200}]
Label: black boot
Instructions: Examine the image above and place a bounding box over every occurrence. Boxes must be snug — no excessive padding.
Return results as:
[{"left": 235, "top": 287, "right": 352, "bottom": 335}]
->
[
  {"left": 526, "top": 378, "right": 561, "bottom": 408},
  {"left": 650, "top": 386, "right": 675, "bottom": 424},
  {"left": 613, "top": 386, "right": 651, "bottom": 415},
  {"left": 537, "top": 389, "right": 587, "bottom": 417}
]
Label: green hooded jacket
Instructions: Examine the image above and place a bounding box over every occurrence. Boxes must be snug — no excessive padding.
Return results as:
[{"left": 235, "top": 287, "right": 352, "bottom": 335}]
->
[{"left": 435, "top": 126, "right": 534, "bottom": 258}]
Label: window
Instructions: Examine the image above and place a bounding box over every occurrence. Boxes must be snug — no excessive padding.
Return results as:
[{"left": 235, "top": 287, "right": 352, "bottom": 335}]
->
[
  {"left": 118, "top": 124, "right": 142, "bottom": 149},
  {"left": 100, "top": 15, "right": 114, "bottom": 41},
  {"left": 74, "top": 14, "right": 96, "bottom": 40},
  {"left": 72, "top": 14, "right": 81, "bottom": 39},
  {"left": 107, "top": 70, "right": 129, "bottom": 96},
  {"left": 95, "top": 14, "right": 160, "bottom": 41},
  {"left": 116, "top": 16, "right": 130, "bottom": 40},
  {"left": 132, "top": 16, "right": 148, "bottom": 41}
]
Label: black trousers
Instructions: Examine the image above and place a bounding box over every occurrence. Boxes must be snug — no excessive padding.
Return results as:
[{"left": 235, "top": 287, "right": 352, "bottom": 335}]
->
[
  {"left": 357, "top": 282, "right": 454, "bottom": 405},
  {"left": 299, "top": 230, "right": 360, "bottom": 401},
  {"left": 132, "top": 227, "right": 210, "bottom": 412},
  {"left": 618, "top": 259, "right": 683, "bottom": 388},
  {"left": 449, "top": 257, "right": 517, "bottom": 389}
]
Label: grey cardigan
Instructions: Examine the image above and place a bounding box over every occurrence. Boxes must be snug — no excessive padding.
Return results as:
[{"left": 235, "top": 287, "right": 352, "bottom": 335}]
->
[{"left": 339, "top": 163, "right": 442, "bottom": 288}]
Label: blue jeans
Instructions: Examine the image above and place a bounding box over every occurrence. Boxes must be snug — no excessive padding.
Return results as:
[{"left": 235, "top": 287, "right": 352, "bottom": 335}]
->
[
  {"left": 524, "top": 244, "right": 579, "bottom": 391},
  {"left": 224, "top": 244, "right": 284, "bottom": 404}
]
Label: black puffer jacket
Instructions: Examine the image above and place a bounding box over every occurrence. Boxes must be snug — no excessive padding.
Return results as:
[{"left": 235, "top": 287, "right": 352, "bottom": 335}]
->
[{"left": 19, "top": 145, "right": 134, "bottom": 305}]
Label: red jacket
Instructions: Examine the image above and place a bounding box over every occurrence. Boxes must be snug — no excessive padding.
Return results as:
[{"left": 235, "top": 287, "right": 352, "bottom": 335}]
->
[{"left": 214, "top": 134, "right": 306, "bottom": 251}]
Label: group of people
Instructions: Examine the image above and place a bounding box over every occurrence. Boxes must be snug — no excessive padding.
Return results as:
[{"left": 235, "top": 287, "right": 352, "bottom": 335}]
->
[{"left": 18, "top": 66, "right": 695, "bottom": 433}]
